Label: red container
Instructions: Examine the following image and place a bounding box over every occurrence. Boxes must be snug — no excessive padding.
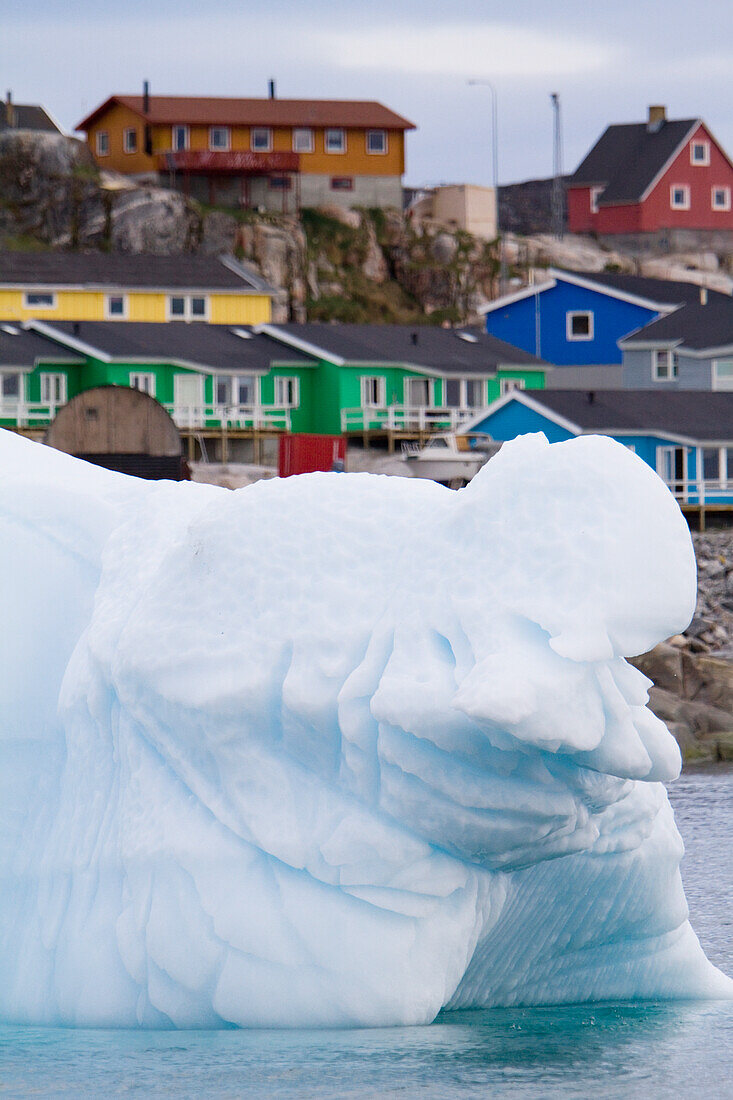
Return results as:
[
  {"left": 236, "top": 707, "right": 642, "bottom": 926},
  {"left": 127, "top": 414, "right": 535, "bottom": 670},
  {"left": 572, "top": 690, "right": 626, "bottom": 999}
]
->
[{"left": 278, "top": 433, "right": 347, "bottom": 478}]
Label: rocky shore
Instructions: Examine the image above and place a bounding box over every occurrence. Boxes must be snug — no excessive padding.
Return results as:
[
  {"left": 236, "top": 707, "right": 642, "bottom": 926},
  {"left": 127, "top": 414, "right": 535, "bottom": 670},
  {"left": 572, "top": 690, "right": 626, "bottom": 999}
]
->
[{"left": 633, "top": 530, "right": 733, "bottom": 763}]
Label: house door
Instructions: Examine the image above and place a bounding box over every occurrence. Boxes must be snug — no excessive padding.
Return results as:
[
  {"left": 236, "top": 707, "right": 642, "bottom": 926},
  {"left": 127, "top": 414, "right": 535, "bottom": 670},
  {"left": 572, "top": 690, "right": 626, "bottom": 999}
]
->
[
  {"left": 174, "top": 373, "right": 204, "bottom": 427},
  {"left": 657, "top": 446, "right": 687, "bottom": 498}
]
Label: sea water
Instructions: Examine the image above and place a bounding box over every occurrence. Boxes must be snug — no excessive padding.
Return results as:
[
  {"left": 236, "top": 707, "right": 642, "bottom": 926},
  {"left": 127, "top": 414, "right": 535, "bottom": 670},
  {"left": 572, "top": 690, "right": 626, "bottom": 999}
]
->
[{"left": 1, "top": 767, "right": 730, "bottom": 1100}]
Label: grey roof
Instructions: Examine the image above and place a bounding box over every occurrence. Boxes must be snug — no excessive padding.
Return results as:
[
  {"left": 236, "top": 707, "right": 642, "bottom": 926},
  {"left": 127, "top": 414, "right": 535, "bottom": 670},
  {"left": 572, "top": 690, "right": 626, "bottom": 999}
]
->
[
  {"left": 620, "top": 299, "right": 733, "bottom": 350},
  {"left": 0, "top": 252, "right": 272, "bottom": 293},
  {"left": 523, "top": 388, "right": 733, "bottom": 441},
  {"left": 37, "top": 322, "right": 313, "bottom": 373},
  {"left": 556, "top": 269, "right": 729, "bottom": 307},
  {"left": 568, "top": 119, "right": 698, "bottom": 204},
  {"left": 0, "top": 324, "right": 82, "bottom": 368},
  {"left": 266, "top": 323, "right": 548, "bottom": 373},
  {"left": 0, "top": 103, "right": 62, "bottom": 134}
]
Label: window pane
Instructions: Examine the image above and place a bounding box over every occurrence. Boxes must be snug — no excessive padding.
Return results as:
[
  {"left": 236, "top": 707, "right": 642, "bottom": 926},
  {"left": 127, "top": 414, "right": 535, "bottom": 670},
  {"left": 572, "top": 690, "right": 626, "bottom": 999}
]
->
[
  {"left": 170, "top": 297, "right": 185, "bottom": 316},
  {"left": 571, "top": 313, "right": 590, "bottom": 336},
  {"left": 326, "top": 129, "right": 345, "bottom": 152},
  {"left": 367, "top": 130, "right": 386, "bottom": 153},
  {"left": 1, "top": 372, "right": 19, "bottom": 397},
  {"left": 215, "top": 377, "right": 229, "bottom": 404},
  {"left": 703, "top": 449, "right": 720, "bottom": 479},
  {"left": 191, "top": 297, "right": 206, "bottom": 317},
  {"left": 26, "top": 293, "right": 54, "bottom": 307},
  {"left": 108, "top": 295, "right": 125, "bottom": 316},
  {"left": 251, "top": 128, "right": 271, "bottom": 151},
  {"left": 236, "top": 376, "right": 255, "bottom": 404},
  {"left": 293, "top": 128, "right": 313, "bottom": 152},
  {"left": 466, "top": 380, "right": 484, "bottom": 406},
  {"left": 445, "top": 379, "right": 461, "bottom": 407},
  {"left": 727, "top": 449, "right": 733, "bottom": 479}
]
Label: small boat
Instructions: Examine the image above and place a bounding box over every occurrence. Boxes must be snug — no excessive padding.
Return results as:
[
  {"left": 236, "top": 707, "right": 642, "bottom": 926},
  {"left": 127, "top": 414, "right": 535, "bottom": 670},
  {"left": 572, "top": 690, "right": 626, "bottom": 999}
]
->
[{"left": 401, "top": 432, "right": 501, "bottom": 487}]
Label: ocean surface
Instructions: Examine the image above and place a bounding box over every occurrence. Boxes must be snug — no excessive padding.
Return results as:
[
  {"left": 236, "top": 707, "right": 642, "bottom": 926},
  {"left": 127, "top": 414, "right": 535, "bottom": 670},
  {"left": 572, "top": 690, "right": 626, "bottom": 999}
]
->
[{"left": 1, "top": 767, "right": 731, "bottom": 1100}]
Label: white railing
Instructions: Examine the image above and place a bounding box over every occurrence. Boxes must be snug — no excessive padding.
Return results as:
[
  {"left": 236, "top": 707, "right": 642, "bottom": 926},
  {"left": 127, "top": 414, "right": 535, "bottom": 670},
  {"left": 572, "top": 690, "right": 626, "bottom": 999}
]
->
[
  {"left": 341, "top": 406, "right": 482, "bottom": 433},
  {"left": 164, "top": 404, "right": 292, "bottom": 431},
  {"left": 0, "top": 401, "right": 64, "bottom": 426},
  {"left": 663, "top": 478, "right": 733, "bottom": 503}
]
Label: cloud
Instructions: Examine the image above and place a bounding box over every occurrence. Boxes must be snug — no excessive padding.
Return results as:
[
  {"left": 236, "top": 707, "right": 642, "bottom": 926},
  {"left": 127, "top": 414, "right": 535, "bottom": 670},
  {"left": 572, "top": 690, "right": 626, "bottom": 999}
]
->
[{"left": 319, "top": 22, "right": 617, "bottom": 79}]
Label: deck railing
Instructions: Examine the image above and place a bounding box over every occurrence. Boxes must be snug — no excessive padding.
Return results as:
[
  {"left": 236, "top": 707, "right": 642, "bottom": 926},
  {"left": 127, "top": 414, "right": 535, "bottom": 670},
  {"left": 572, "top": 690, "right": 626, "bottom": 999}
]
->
[
  {"left": 663, "top": 478, "right": 733, "bottom": 504},
  {"left": 0, "top": 401, "right": 64, "bottom": 427},
  {"left": 163, "top": 404, "right": 292, "bottom": 431},
  {"left": 340, "top": 406, "right": 481, "bottom": 433}
]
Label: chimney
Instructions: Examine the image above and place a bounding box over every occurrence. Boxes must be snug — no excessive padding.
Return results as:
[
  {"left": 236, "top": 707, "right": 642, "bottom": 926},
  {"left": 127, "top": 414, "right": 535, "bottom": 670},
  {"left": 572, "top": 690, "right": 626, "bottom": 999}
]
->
[
  {"left": 142, "top": 81, "right": 152, "bottom": 155},
  {"left": 700, "top": 286, "right": 708, "bottom": 305},
  {"left": 411, "top": 331, "right": 419, "bottom": 346},
  {"left": 587, "top": 390, "right": 595, "bottom": 404},
  {"left": 268, "top": 79, "right": 276, "bottom": 100},
  {"left": 143, "top": 80, "right": 150, "bottom": 114},
  {"left": 647, "top": 105, "right": 666, "bottom": 133},
  {"left": 5, "top": 90, "right": 15, "bottom": 129}
]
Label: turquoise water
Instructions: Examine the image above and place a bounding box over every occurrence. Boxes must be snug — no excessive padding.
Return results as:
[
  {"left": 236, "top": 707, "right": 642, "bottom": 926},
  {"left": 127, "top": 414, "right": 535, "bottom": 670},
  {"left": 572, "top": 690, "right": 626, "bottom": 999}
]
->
[{"left": 1, "top": 768, "right": 731, "bottom": 1099}]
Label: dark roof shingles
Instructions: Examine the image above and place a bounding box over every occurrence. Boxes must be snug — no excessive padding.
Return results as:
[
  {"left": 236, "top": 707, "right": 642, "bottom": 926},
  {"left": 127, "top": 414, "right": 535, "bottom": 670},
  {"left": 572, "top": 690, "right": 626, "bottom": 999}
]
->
[
  {"left": 621, "top": 299, "right": 733, "bottom": 350},
  {"left": 568, "top": 119, "right": 697, "bottom": 204},
  {"left": 529, "top": 388, "right": 733, "bottom": 440},
  {"left": 0, "top": 252, "right": 266, "bottom": 292}
]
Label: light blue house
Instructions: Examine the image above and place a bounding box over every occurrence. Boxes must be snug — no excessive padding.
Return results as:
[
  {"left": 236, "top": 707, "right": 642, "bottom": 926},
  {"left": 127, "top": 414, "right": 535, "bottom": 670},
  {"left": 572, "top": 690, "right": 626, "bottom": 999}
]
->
[
  {"left": 480, "top": 269, "right": 722, "bottom": 375},
  {"left": 620, "top": 296, "right": 733, "bottom": 390},
  {"left": 461, "top": 387, "right": 733, "bottom": 508}
]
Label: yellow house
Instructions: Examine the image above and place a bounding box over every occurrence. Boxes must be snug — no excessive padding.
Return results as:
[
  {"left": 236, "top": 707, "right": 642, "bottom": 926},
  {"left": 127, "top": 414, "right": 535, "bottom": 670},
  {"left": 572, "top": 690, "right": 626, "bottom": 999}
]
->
[
  {"left": 0, "top": 253, "right": 274, "bottom": 325},
  {"left": 76, "top": 92, "right": 416, "bottom": 212}
]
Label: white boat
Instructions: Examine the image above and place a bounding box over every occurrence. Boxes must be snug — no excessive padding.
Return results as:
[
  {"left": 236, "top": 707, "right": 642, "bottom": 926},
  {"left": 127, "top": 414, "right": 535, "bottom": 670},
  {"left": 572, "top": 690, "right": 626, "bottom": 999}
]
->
[{"left": 401, "top": 433, "right": 501, "bottom": 486}]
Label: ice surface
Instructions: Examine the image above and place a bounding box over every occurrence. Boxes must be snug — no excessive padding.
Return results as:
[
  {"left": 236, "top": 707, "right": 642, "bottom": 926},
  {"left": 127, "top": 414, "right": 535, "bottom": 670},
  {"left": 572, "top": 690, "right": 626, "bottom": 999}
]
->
[{"left": 0, "top": 429, "right": 730, "bottom": 1028}]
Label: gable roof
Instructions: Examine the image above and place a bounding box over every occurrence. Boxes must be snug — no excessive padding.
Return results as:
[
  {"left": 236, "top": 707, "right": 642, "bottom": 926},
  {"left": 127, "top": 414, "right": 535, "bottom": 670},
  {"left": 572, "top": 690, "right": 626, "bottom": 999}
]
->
[
  {"left": 0, "top": 324, "right": 82, "bottom": 368},
  {"left": 0, "top": 252, "right": 272, "bottom": 294},
  {"left": 77, "top": 96, "right": 416, "bottom": 133},
  {"left": 258, "top": 323, "right": 547, "bottom": 374},
  {"left": 620, "top": 298, "right": 733, "bottom": 352},
  {"left": 568, "top": 118, "right": 699, "bottom": 204},
  {"left": 26, "top": 321, "right": 313, "bottom": 373},
  {"left": 0, "top": 102, "right": 63, "bottom": 134},
  {"left": 478, "top": 267, "right": 727, "bottom": 317},
  {"left": 467, "top": 387, "right": 733, "bottom": 443}
]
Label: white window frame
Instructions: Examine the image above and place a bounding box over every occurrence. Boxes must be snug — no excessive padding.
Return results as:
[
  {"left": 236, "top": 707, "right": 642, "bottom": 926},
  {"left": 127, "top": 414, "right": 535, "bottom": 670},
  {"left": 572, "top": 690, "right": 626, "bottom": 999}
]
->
[
  {"left": 444, "top": 378, "right": 487, "bottom": 407},
  {"left": 691, "top": 140, "right": 710, "bottom": 166},
  {"left": 325, "top": 128, "right": 346, "bottom": 154},
  {"left": 96, "top": 130, "right": 109, "bottom": 156},
  {"left": 214, "top": 374, "right": 258, "bottom": 407},
  {"left": 251, "top": 127, "right": 272, "bottom": 153},
  {"left": 167, "top": 295, "right": 210, "bottom": 321},
  {"left": 105, "top": 293, "right": 128, "bottom": 319},
  {"left": 652, "top": 348, "right": 679, "bottom": 381},
  {"left": 209, "top": 126, "right": 231, "bottom": 152},
  {"left": 40, "top": 372, "right": 67, "bottom": 406},
  {"left": 499, "top": 377, "right": 526, "bottom": 395},
  {"left": 566, "top": 311, "right": 594, "bottom": 341},
  {"left": 657, "top": 445, "right": 688, "bottom": 498},
  {"left": 713, "top": 359, "right": 733, "bottom": 390},
  {"left": 360, "top": 375, "right": 386, "bottom": 407},
  {"left": 590, "top": 186, "right": 604, "bottom": 213},
  {"left": 670, "top": 184, "right": 690, "bottom": 210},
  {"left": 123, "top": 127, "right": 138, "bottom": 154},
  {"left": 129, "top": 372, "right": 156, "bottom": 397},
  {"left": 366, "top": 130, "right": 387, "bottom": 155},
  {"left": 0, "top": 371, "right": 22, "bottom": 403},
  {"left": 274, "top": 376, "right": 299, "bottom": 407},
  {"left": 292, "top": 128, "right": 314, "bottom": 153},
  {"left": 172, "top": 125, "right": 189, "bottom": 151},
  {"left": 404, "top": 376, "right": 435, "bottom": 408},
  {"left": 712, "top": 186, "right": 731, "bottom": 211},
  {"left": 23, "top": 291, "right": 56, "bottom": 310}
]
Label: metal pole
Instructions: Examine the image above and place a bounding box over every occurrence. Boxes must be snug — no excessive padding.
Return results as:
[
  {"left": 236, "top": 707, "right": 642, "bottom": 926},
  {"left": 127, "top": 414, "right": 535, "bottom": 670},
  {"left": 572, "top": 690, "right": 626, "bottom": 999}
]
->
[{"left": 468, "top": 79, "right": 504, "bottom": 294}]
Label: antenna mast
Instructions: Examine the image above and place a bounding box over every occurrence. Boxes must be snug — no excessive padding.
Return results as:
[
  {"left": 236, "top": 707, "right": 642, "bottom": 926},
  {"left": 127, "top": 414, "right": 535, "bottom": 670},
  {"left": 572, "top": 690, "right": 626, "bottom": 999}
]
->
[{"left": 550, "top": 93, "right": 564, "bottom": 240}]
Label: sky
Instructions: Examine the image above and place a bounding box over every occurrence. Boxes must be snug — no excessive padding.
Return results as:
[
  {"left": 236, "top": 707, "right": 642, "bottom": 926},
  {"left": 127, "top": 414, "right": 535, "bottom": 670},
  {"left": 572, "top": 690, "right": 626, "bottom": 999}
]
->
[{"left": 4, "top": 0, "right": 733, "bottom": 188}]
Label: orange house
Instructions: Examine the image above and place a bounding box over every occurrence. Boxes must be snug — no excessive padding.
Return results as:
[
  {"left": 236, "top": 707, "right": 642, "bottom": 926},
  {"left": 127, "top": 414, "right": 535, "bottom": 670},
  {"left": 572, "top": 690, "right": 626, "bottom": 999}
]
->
[{"left": 76, "top": 93, "right": 416, "bottom": 212}]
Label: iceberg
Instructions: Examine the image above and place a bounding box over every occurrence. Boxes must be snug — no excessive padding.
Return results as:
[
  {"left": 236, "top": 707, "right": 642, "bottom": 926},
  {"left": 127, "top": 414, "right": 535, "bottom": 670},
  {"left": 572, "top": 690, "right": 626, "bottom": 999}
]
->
[{"left": 0, "top": 428, "right": 730, "bottom": 1029}]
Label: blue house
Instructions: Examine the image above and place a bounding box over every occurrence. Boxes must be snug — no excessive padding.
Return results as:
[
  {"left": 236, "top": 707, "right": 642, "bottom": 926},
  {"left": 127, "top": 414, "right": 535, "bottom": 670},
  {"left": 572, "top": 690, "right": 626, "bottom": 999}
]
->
[
  {"left": 480, "top": 269, "right": 725, "bottom": 377},
  {"left": 620, "top": 295, "right": 733, "bottom": 390},
  {"left": 461, "top": 387, "right": 733, "bottom": 506}
]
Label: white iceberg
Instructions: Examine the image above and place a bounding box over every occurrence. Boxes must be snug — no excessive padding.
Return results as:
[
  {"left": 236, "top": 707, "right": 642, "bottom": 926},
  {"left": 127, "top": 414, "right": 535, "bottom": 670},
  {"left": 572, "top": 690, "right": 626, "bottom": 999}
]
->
[{"left": 0, "top": 428, "right": 730, "bottom": 1028}]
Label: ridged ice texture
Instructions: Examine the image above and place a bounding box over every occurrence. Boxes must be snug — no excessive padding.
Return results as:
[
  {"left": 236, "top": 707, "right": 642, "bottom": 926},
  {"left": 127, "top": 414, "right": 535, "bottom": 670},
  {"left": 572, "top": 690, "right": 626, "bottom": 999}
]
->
[{"left": 0, "top": 429, "right": 730, "bottom": 1028}]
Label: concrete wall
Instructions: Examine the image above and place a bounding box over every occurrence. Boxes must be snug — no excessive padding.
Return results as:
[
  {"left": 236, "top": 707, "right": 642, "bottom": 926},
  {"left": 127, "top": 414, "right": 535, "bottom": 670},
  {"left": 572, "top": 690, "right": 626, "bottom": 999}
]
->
[{"left": 431, "top": 185, "right": 497, "bottom": 239}]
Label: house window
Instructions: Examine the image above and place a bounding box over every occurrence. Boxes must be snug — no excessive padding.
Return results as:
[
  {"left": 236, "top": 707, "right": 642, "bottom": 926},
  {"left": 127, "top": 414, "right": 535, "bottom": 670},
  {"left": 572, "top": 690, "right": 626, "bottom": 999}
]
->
[
  {"left": 24, "top": 291, "right": 55, "bottom": 309},
  {"left": 499, "top": 378, "right": 526, "bottom": 395},
  {"left": 566, "top": 311, "right": 594, "bottom": 341},
  {"left": 691, "top": 140, "right": 710, "bottom": 166},
  {"left": 653, "top": 348, "right": 679, "bottom": 380},
  {"left": 129, "top": 372, "right": 156, "bottom": 396},
  {"left": 123, "top": 128, "right": 138, "bottom": 154},
  {"left": 366, "top": 130, "right": 387, "bottom": 154},
  {"left": 325, "top": 129, "right": 346, "bottom": 153},
  {"left": 268, "top": 175, "right": 292, "bottom": 190},
  {"left": 330, "top": 177, "right": 354, "bottom": 191},
  {"left": 274, "top": 376, "right": 299, "bottom": 407},
  {"left": 96, "top": 130, "right": 109, "bottom": 156},
  {"left": 712, "top": 187, "right": 731, "bottom": 211},
  {"left": 215, "top": 375, "right": 257, "bottom": 405},
  {"left": 590, "top": 186, "right": 604, "bottom": 213},
  {"left": 292, "top": 128, "right": 313, "bottom": 153},
  {"left": 106, "top": 294, "right": 127, "bottom": 318},
  {"left": 167, "top": 295, "right": 209, "bottom": 321},
  {"left": 251, "top": 128, "right": 272, "bottom": 152},
  {"left": 40, "top": 372, "right": 67, "bottom": 405},
  {"left": 172, "top": 125, "right": 189, "bottom": 151},
  {"left": 405, "top": 377, "right": 433, "bottom": 407},
  {"left": 713, "top": 360, "right": 733, "bottom": 390},
  {"left": 360, "top": 376, "right": 385, "bottom": 407},
  {"left": 445, "top": 378, "right": 487, "bottom": 407},
  {"left": 670, "top": 185, "right": 690, "bottom": 210},
  {"left": 209, "top": 126, "right": 230, "bottom": 151},
  {"left": 0, "top": 372, "right": 21, "bottom": 400}
]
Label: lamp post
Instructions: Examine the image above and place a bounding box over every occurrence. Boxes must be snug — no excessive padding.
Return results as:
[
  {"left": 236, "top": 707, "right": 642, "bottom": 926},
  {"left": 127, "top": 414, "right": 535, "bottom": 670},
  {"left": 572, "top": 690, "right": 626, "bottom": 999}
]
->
[{"left": 467, "top": 79, "right": 504, "bottom": 294}]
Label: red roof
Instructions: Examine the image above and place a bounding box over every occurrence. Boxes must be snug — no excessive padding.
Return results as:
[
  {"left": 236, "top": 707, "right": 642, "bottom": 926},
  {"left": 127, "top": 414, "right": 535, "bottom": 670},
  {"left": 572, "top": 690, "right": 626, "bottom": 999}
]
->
[{"left": 77, "top": 95, "right": 416, "bottom": 132}]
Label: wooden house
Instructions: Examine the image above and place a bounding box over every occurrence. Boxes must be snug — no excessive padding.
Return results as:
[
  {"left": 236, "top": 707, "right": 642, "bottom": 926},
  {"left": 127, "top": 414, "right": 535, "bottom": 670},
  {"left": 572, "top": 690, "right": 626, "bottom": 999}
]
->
[
  {"left": 620, "top": 294, "right": 733, "bottom": 389},
  {"left": 75, "top": 91, "right": 415, "bottom": 211},
  {"left": 0, "top": 252, "right": 274, "bottom": 325}
]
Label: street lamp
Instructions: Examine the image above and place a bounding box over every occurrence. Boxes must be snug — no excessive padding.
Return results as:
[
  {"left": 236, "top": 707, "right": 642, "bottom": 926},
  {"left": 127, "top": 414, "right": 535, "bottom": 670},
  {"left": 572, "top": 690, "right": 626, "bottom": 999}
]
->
[{"left": 468, "top": 78, "right": 503, "bottom": 293}]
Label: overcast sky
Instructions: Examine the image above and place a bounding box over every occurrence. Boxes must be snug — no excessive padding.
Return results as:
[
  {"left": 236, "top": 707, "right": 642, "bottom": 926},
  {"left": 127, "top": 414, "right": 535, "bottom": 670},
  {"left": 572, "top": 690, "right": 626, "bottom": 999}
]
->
[{"left": 4, "top": 0, "right": 733, "bottom": 188}]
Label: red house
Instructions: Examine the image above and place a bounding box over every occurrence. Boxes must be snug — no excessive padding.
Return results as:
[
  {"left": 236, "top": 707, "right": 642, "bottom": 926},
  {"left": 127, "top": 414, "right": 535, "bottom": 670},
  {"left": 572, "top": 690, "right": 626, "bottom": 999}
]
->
[{"left": 567, "top": 106, "right": 733, "bottom": 244}]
